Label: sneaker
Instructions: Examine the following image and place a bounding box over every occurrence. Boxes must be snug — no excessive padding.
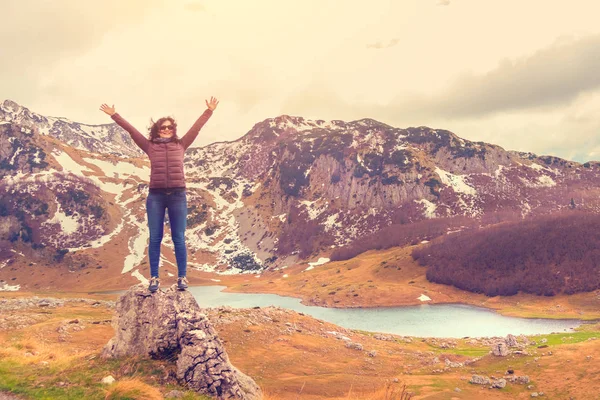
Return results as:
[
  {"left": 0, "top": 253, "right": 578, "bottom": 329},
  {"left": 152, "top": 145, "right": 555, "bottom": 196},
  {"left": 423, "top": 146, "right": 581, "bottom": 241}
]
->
[
  {"left": 148, "top": 277, "right": 160, "bottom": 293},
  {"left": 177, "top": 276, "right": 188, "bottom": 291}
]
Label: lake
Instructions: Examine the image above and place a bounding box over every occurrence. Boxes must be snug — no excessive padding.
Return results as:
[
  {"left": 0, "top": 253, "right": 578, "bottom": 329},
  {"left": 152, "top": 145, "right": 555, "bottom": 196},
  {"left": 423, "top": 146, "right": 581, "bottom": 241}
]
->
[{"left": 189, "top": 285, "right": 581, "bottom": 338}]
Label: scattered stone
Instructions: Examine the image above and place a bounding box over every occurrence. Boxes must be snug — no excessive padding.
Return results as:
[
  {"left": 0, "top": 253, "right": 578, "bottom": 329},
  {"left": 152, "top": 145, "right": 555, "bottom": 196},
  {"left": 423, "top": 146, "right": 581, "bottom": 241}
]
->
[
  {"left": 492, "top": 379, "right": 506, "bottom": 389},
  {"left": 454, "top": 387, "right": 461, "bottom": 393},
  {"left": 531, "top": 393, "right": 539, "bottom": 397},
  {"left": 101, "top": 376, "right": 115, "bottom": 385},
  {"left": 506, "top": 375, "right": 530, "bottom": 384},
  {"left": 586, "top": 355, "right": 592, "bottom": 361},
  {"left": 444, "top": 359, "right": 463, "bottom": 368},
  {"left": 505, "top": 334, "right": 518, "bottom": 347},
  {"left": 469, "top": 375, "right": 491, "bottom": 385},
  {"left": 527, "top": 385, "right": 534, "bottom": 390},
  {"left": 367, "top": 350, "right": 377, "bottom": 357},
  {"left": 345, "top": 342, "right": 363, "bottom": 351},
  {"left": 507, "top": 369, "right": 514, "bottom": 374}
]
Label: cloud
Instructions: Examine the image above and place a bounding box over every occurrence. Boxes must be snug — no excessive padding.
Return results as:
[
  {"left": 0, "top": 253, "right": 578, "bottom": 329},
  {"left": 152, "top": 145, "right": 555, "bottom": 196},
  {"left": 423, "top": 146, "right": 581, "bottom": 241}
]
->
[
  {"left": 366, "top": 38, "right": 400, "bottom": 49},
  {"left": 0, "top": 0, "right": 162, "bottom": 105},
  {"left": 437, "top": 0, "right": 451, "bottom": 5},
  {"left": 184, "top": 1, "right": 206, "bottom": 12},
  {"left": 389, "top": 34, "right": 600, "bottom": 119}
]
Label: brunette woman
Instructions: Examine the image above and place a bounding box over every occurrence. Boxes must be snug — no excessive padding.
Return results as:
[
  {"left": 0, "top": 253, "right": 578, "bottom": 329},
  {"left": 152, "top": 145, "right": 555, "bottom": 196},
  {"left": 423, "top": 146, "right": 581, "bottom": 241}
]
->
[{"left": 100, "top": 97, "right": 219, "bottom": 292}]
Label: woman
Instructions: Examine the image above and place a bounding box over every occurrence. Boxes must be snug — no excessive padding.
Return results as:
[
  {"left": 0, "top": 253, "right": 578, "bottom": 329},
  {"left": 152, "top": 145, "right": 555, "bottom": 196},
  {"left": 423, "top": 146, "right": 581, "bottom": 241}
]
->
[{"left": 100, "top": 97, "right": 219, "bottom": 292}]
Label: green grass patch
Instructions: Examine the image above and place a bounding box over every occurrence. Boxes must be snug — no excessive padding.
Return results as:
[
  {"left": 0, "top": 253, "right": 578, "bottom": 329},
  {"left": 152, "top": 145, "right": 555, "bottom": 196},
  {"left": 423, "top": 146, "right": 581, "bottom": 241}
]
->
[
  {"left": 529, "top": 330, "right": 599, "bottom": 347},
  {"left": 434, "top": 346, "right": 490, "bottom": 357},
  {"left": 0, "top": 354, "right": 212, "bottom": 400}
]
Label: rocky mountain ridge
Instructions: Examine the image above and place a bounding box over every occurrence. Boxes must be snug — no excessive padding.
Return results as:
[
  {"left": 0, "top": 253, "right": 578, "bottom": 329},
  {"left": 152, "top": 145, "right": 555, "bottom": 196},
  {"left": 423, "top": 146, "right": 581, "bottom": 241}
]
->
[{"left": 2, "top": 99, "right": 600, "bottom": 290}]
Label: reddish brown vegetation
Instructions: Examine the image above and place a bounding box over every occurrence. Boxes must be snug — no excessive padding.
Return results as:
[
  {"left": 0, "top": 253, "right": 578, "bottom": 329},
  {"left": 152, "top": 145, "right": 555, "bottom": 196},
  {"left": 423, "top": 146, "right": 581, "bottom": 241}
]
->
[
  {"left": 412, "top": 211, "right": 600, "bottom": 296},
  {"left": 330, "top": 216, "right": 474, "bottom": 261}
]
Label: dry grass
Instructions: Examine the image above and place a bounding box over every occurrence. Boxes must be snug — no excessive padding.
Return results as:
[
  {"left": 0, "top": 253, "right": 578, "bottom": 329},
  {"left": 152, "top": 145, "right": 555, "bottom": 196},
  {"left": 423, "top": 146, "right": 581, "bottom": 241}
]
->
[
  {"left": 342, "top": 382, "right": 413, "bottom": 400},
  {"left": 260, "top": 381, "right": 413, "bottom": 400},
  {"left": 103, "top": 378, "right": 164, "bottom": 400}
]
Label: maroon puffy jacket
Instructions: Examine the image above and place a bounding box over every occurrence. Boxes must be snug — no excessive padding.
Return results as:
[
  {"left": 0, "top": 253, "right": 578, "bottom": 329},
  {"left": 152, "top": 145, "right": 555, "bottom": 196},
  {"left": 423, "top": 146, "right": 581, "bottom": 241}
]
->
[{"left": 111, "top": 109, "right": 213, "bottom": 188}]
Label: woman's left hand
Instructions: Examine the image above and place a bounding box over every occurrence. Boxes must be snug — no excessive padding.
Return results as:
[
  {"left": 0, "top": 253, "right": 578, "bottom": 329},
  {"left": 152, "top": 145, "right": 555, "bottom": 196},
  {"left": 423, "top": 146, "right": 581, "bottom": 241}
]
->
[{"left": 206, "top": 96, "right": 219, "bottom": 111}]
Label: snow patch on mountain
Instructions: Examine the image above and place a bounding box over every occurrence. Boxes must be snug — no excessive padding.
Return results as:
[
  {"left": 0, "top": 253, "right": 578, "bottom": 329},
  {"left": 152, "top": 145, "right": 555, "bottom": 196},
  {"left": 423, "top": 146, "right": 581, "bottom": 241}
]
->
[
  {"left": 0, "top": 281, "right": 20, "bottom": 291},
  {"left": 416, "top": 199, "right": 437, "bottom": 218},
  {"left": 122, "top": 212, "right": 150, "bottom": 274},
  {"left": 44, "top": 201, "right": 80, "bottom": 234},
  {"left": 52, "top": 150, "right": 93, "bottom": 176},
  {"left": 82, "top": 157, "right": 149, "bottom": 179},
  {"left": 131, "top": 269, "right": 148, "bottom": 284},
  {"left": 435, "top": 167, "right": 477, "bottom": 195},
  {"left": 300, "top": 199, "right": 329, "bottom": 220},
  {"left": 519, "top": 175, "right": 557, "bottom": 188}
]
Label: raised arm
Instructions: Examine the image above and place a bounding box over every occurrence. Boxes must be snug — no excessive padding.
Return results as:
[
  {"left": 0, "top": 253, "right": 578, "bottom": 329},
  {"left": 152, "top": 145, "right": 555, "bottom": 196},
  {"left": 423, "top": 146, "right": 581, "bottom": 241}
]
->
[
  {"left": 99, "top": 103, "right": 149, "bottom": 154},
  {"left": 180, "top": 96, "right": 219, "bottom": 150}
]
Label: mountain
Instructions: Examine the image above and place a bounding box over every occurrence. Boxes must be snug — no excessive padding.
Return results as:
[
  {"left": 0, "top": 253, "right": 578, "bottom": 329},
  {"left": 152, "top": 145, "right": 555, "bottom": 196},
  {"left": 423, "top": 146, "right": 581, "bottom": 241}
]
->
[
  {"left": 0, "top": 100, "right": 143, "bottom": 158},
  {"left": 2, "top": 99, "right": 600, "bottom": 291}
]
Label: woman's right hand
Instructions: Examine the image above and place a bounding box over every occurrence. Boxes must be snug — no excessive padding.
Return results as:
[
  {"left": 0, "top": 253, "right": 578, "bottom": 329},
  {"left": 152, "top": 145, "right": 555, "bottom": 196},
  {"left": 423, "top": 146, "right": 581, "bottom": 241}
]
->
[{"left": 100, "top": 104, "right": 116, "bottom": 116}]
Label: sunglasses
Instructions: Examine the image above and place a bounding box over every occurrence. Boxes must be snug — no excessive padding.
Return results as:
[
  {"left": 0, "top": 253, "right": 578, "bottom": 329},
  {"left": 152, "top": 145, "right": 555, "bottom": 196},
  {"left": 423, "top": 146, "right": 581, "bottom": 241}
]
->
[{"left": 159, "top": 125, "right": 174, "bottom": 131}]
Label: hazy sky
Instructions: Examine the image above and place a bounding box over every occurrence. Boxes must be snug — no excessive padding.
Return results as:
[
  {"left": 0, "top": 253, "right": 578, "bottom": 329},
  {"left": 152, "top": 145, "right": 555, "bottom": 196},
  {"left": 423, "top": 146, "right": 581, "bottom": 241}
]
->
[{"left": 3, "top": 0, "right": 600, "bottom": 161}]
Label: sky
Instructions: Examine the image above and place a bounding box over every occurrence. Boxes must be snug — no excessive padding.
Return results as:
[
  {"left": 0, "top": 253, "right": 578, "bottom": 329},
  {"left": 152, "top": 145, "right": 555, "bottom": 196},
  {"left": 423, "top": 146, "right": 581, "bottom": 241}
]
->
[{"left": 3, "top": 0, "right": 600, "bottom": 162}]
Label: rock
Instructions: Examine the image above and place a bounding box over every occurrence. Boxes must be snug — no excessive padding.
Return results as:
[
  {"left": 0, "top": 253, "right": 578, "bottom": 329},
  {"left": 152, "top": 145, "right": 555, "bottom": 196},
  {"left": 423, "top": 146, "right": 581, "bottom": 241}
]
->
[
  {"left": 454, "top": 387, "right": 461, "bottom": 392},
  {"left": 444, "top": 359, "right": 463, "bottom": 368},
  {"left": 492, "top": 379, "right": 506, "bottom": 389},
  {"left": 492, "top": 342, "right": 509, "bottom": 356},
  {"left": 165, "top": 390, "right": 185, "bottom": 398},
  {"left": 505, "top": 334, "right": 518, "bottom": 347},
  {"left": 531, "top": 393, "right": 539, "bottom": 397},
  {"left": 102, "top": 284, "right": 261, "bottom": 400},
  {"left": 367, "top": 350, "right": 377, "bottom": 357},
  {"left": 506, "top": 375, "right": 530, "bottom": 384},
  {"left": 469, "top": 375, "right": 491, "bottom": 385},
  {"left": 101, "top": 375, "right": 115, "bottom": 385},
  {"left": 345, "top": 342, "right": 363, "bottom": 351}
]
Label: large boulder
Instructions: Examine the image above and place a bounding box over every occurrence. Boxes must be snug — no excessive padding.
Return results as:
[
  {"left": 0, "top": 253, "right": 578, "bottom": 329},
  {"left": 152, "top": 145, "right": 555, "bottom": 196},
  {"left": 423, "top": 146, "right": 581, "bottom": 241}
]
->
[
  {"left": 492, "top": 341, "right": 509, "bottom": 356},
  {"left": 102, "top": 284, "right": 261, "bottom": 400}
]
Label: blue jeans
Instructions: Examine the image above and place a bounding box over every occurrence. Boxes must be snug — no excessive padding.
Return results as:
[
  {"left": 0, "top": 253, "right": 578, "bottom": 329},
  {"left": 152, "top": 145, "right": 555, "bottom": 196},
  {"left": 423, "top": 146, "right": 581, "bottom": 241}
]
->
[{"left": 146, "top": 190, "right": 187, "bottom": 278}]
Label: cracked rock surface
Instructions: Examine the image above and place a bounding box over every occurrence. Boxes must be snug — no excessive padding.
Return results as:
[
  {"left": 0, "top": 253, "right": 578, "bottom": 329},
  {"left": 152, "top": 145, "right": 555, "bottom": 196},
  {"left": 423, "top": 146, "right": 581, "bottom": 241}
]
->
[{"left": 102, "top": 284, "right": 261, "bottom": 400}]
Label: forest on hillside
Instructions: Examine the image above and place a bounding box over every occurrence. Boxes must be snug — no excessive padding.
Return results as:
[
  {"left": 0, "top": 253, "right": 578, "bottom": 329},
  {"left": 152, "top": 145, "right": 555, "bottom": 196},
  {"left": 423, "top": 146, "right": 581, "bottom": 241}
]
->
[
  {"left": 412, "top": 211, "right": 600, "bottom": 296},
  {"left": 330, "top": 216, "right": 476, "bottom": 261}
]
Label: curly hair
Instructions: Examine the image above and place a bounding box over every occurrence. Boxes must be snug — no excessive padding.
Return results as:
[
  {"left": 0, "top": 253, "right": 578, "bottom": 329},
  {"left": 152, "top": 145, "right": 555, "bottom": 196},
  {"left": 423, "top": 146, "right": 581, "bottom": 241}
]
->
[{"left": 148, "top": 117, "right": 180, "bottom": 142}]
